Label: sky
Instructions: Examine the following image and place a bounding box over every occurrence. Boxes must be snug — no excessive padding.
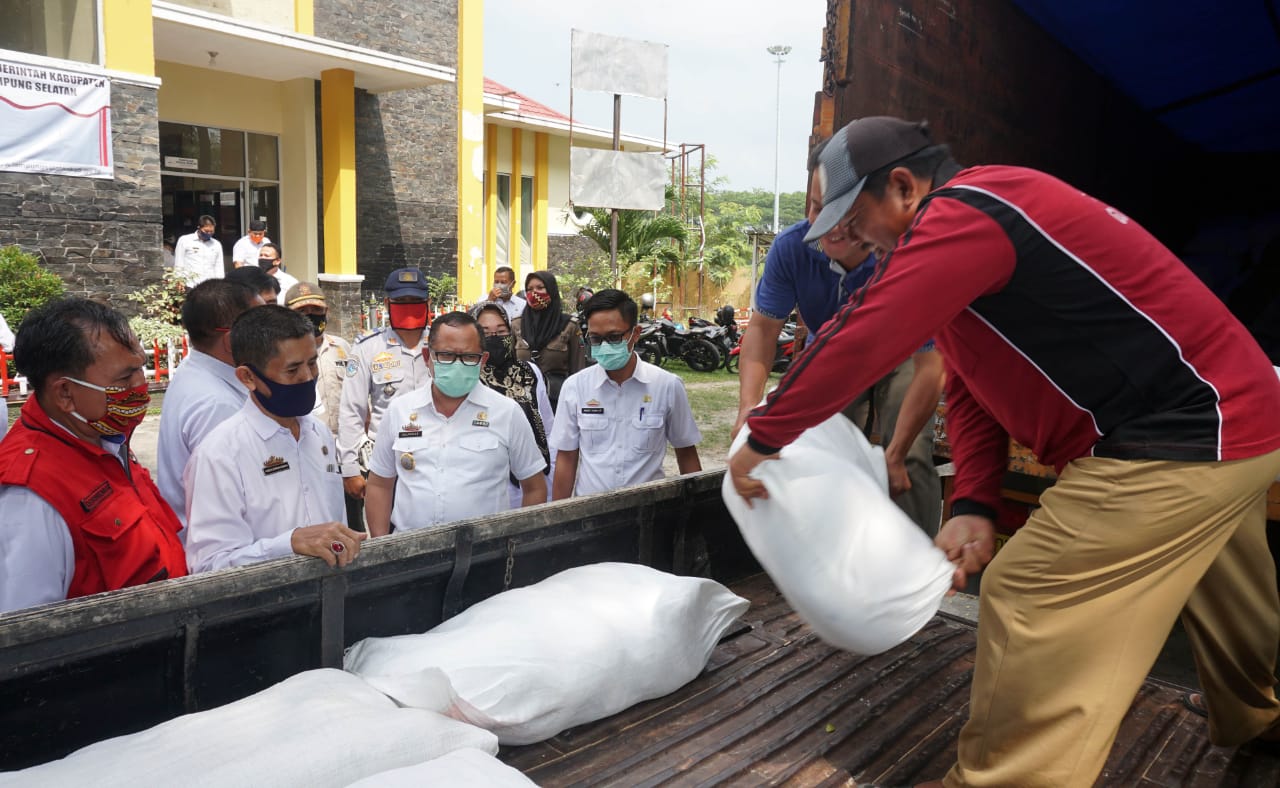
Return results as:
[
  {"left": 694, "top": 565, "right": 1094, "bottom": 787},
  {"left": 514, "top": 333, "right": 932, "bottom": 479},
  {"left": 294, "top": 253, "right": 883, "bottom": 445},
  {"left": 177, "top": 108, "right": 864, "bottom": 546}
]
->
[{"left": 483, "top": 0, "right": 827, "bottom": 195}]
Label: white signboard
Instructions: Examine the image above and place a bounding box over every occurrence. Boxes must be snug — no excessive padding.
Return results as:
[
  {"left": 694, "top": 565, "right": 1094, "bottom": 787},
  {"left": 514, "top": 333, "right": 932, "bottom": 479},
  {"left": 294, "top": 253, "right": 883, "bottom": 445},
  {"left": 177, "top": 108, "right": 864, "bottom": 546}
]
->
[
  {"left": 0, "top": 54, "right": 113, "bottom": 179},
  {"left": 571, "top": 30, "right": 668, "bottom": 100},
  {"left": 164, "top": 155, "right": 198, "bottom": 170},
  {"left": 570, "top": 148, "right": 667, "bottom": 211}
]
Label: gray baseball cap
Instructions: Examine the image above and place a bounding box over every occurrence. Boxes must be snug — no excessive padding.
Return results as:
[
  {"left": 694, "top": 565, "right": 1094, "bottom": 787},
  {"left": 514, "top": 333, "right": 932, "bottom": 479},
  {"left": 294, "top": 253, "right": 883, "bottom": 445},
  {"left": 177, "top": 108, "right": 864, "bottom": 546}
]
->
[{"left": 803, "top": 117, "right": 933, "bottom": 243}]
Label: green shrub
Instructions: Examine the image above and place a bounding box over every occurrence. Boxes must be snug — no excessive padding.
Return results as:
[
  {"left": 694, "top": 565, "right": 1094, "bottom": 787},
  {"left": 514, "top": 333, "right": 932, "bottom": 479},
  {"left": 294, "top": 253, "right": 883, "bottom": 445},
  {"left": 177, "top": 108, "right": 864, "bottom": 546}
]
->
[
  {"left": 0, "top": 246, "right": 66, "bottom": 330},
  {"left": 124, "top": 270, "right": 187, "bottom": 344}
]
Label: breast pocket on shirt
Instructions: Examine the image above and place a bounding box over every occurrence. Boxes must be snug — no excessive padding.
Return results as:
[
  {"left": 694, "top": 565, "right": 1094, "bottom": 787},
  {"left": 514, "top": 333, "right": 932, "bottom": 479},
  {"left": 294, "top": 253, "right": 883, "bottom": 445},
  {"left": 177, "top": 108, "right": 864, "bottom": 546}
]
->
[
  {"left": 628, "top": 414, "right": 666, "bottom": 454},
  {"left": 578, "top": 414, "right": 611, "bottom": 453},
  {"left": 391, "top": 437, "right": 427, "bottom": 475},
  {"left": 79, "top": 496, "right": 167, "bottom": 590},
  {"left": 460, "top": 432, "right": 504, "bottom": 475}
]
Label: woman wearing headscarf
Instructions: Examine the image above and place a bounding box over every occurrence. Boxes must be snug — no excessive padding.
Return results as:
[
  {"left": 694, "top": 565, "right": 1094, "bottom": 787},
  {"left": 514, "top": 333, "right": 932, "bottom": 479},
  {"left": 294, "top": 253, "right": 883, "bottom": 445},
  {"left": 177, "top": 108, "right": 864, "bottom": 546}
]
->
[
  {"left": 473, "top": 302, "right": 555, "bottom": 508},
  {"left": 511, "top": 271, "right": 586, "bottom": 410}
]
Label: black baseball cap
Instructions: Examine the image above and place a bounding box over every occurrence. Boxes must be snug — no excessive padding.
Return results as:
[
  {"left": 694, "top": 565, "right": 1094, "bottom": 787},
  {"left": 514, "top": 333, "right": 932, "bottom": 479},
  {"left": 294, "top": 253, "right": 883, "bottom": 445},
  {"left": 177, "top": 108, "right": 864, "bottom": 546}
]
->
[{"left": 803, "top": 117, "right": 933, "bottom": 243}]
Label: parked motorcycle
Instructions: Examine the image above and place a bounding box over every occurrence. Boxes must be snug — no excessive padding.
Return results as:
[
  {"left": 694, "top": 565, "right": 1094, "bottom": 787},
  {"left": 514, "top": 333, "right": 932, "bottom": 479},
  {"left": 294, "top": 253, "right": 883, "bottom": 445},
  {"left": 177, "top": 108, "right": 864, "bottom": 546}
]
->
[
  {"left": 635, "top": 317, "right": 722, "bottom": 373},
  {"left": 726, "top": 320, "right": 796, "bottom": 375}
]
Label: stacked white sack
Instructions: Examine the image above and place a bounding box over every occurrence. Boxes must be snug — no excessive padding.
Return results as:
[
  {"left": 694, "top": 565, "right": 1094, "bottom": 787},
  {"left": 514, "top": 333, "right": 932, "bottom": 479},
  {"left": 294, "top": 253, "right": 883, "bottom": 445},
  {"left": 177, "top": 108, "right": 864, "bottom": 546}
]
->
[
  {"left": 0, "top": 669, "right": 496, "bottom": 788},
  {"left": 345, "top": 748, "right": 536, "bottom": 787},
  {"left": 345, "top": 562, "right": 749, "bottom": 745}
]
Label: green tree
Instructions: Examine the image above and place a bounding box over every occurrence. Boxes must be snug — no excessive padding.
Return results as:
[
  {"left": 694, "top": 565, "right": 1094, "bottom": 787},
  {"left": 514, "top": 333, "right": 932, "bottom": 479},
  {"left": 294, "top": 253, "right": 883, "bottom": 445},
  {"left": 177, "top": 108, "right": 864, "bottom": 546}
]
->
[{"left": 0, "top": 245, "right": 66, "bottom": 330}]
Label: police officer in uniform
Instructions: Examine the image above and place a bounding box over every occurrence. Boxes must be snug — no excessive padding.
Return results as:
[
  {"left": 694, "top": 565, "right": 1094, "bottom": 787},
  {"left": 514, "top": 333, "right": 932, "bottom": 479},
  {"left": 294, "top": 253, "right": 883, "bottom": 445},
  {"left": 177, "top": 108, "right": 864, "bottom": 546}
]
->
[{"left": 338, "top": 268, "right": 433, "bottom": 513}]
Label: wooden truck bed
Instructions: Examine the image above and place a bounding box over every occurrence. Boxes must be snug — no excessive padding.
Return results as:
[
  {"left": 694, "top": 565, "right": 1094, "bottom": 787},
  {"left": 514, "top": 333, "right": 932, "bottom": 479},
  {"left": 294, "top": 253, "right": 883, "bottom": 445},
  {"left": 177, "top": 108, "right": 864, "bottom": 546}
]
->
[{"left": 504, "top": 573, "right": 1280, "bottom": 787}]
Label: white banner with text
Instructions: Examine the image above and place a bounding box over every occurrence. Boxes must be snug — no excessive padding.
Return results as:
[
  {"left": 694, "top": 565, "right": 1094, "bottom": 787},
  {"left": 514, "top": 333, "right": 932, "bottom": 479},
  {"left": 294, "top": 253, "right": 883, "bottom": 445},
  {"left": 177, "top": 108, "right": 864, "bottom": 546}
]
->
[{"left": 0, "top": 52, "right": 113, "bottom": 179}]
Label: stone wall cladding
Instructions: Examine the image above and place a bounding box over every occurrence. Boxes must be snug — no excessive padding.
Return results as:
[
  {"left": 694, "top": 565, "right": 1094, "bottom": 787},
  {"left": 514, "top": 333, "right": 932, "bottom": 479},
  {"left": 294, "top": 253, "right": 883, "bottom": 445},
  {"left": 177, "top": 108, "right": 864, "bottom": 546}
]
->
[
  {"left": 548, "top": 234, "right": 603, "bottom": 270},
  {"left": 0, "top": 81, "right": 163, "bottom": 310},
  {"left": 315, "top": 0, "right": 458, "bottom": 296}
]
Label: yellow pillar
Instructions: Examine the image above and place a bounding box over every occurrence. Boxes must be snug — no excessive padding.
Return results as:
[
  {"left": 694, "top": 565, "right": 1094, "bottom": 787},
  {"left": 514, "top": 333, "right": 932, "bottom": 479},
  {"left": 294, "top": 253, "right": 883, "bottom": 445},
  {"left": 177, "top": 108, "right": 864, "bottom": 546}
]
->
[
  {"left": 510, "top": 128, "right": 523, "bottom": 276},
  {"left": 294, "top": 0, "right": 315, "bottom": 35},
  {"left": 321, "top": 68, "right": 357, "bottom": 276},
  {"left": 534, "top": 132, "right": 549, "bottom": 270},
  {"left": 485, "top": 124, "right": 498, "bottom": 279},
  {"left": 457, "top": 0, "right": 486, "bottom": 304},
  {"left": 102, "top": 0, "right": 154, "bottom": 76}
]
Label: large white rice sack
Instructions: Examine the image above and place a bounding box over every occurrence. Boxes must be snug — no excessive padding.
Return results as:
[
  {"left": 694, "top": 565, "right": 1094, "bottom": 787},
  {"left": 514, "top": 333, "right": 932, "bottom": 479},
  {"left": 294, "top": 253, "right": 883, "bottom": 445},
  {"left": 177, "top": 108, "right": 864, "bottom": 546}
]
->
[
  {"left": 723, "top": 412, "right": 954, "bottom": 654},
  {"left": 0, "top": 669, "right": 496, "bottom": 788},
  {"left": 345, "top": 748, "right": 535, "bottom": 787},
  {"left": 345, "top": 562, "right": 749, "bottom": 745}
]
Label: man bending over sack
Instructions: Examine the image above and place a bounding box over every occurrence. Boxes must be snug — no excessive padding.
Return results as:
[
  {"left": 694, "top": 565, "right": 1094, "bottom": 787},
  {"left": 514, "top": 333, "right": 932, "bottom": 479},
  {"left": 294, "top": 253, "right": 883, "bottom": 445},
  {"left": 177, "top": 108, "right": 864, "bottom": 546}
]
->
[
  {"left": 729, "top": 116, "right": 1280, "bottom": 787},
  {"left": 185, "top": 305, "right": 365, "bottom": 572}
]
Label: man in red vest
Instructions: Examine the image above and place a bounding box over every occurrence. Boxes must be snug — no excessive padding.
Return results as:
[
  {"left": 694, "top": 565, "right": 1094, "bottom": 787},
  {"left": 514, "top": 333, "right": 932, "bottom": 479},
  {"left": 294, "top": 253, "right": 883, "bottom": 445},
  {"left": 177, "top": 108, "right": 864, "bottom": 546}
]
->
[{"left": 0, "top": 298, "right": 188, "bottom": 614}]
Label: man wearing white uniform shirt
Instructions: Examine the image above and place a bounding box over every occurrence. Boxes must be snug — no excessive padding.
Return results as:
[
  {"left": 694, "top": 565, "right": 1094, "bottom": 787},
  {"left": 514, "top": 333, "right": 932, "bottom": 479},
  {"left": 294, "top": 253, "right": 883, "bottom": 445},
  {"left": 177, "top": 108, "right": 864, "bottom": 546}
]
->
[
  {"left": 231, "top": 220, "right": 271, "bottom": 267},
  {"left": 256, "top": 243, "right": 298, "bottom": 305},
  {"left": 157, "top": 279, "right": 263, "bottom": 528},
  {"left": 486, "top": 266, "right": 526, "bottom": 321},
  {"left": 365, "top": 311, "right": 546, "bottom": 535},
  {"left": 551, "top": 289, "right": 702, "bottom": 499},
  {"left": 173, "top": 215, "right": 224, "bottom": 286},
  {"left": 184, "top": 305, "right": 364, "bottom": 572}
]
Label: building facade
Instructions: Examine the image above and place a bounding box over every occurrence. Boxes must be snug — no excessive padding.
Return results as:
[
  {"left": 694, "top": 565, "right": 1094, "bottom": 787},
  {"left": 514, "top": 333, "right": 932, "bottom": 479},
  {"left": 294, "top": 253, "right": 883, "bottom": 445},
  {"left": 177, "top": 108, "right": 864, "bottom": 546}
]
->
[{"left": 0, "top": 1, "right": 666, "bottom": 333}]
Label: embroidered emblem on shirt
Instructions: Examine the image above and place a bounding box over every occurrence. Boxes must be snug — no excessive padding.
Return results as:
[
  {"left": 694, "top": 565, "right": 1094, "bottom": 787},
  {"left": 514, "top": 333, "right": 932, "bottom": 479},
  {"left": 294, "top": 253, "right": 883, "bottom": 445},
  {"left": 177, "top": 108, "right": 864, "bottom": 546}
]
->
[
  {"left": 471, "top": 410, "right": 490, "bottom": 428},
  {"left": 80, "top": 481, "right": 113, "bottom": 513},
  {"left": 643, "top": 394, "right": 653, "bottom": 403},
  {"left": 398, "top": 421, "right": 422, "bottom": 438},
  {"left": 400, "top": 452, "right": 416, "bottom": 470},
  {"left": 335, "top": 346, "right": 348, "bottom": 361},
  {"left": 582, "top": 399, "right": 604, "bottom": 414},
  {"left": 263, "top": 456, "right": 291, "bottom": 476},
  {"left": 344, "top": 359, "right": 358, "bottom": 378}
]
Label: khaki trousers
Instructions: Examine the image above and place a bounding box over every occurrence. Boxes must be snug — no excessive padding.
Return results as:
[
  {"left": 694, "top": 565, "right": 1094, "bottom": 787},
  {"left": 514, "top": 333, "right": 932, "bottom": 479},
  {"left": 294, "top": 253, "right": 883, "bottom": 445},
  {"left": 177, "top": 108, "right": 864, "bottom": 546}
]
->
[
  {"left": 843, "top": 356, "right": 942, "bottom": 536},
  {"left": 944, "top": 449, "right": 1280, "bottom": 787}
]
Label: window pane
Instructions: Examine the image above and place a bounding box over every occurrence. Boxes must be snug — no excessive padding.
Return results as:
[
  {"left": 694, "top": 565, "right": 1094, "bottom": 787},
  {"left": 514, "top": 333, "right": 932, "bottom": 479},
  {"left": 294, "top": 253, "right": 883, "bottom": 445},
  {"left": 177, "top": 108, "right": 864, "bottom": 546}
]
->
[
  {"left": 249, "top": 183, "right": 280, "bottom": 248},
  {"left": 159, "top": 123, "right": 245, "bottom": 177},
  {"left": 247, "top": 133, "right": 279, "bottom": 180},
  {"left": 520, "top": 176, "right": 534, "bottom": 266},
  {"left": 496, "top": 173, "right": 511, "bottom": 266},
  {"left": 0, "top": 0, "right": 99, "bottom": 64}
]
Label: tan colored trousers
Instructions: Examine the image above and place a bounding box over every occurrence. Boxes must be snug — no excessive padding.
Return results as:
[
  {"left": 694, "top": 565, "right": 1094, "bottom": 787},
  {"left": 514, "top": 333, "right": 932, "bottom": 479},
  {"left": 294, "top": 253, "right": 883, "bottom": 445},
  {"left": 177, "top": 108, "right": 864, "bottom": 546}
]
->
[{"left": 944, "top": 449, "right": 1280, "bottom": 787}]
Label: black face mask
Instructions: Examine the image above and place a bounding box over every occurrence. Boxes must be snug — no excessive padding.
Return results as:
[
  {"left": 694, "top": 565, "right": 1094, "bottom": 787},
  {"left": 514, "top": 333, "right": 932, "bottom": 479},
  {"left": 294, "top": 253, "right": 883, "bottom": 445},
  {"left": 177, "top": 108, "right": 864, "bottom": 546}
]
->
[
  {"left": 258, "top": 257, "right": 278, "bottom": 271},
  {"left": 305, "top": 313, "right": 327, "bottom": 337},
  {"left": 484, "top": 335, "right": 512, "bottom": 366}
]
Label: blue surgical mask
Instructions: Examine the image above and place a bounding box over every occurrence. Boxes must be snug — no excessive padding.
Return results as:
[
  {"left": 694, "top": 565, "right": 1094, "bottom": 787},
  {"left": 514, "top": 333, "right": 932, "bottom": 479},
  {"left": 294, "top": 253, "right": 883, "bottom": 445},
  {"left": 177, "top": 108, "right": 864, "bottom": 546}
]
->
[
  {"left": 247, "top": 364, "right": 317, "bottom": 417},
  {"left": 592, "top": 340, "right": 633, "bottom": 371},
  {"left": 198, "top": 230, "right": 213, "bottom": 242},
  {"left": 433, "top": 360, "right": 481, "bottom": 398}
]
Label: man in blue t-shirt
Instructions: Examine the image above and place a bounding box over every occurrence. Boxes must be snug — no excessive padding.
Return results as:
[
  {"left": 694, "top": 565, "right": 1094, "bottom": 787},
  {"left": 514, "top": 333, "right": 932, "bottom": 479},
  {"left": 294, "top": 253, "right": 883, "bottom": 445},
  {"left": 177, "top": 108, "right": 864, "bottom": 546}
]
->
[{"left": 734, "top": 143, "right": 944, "bottom": 534}]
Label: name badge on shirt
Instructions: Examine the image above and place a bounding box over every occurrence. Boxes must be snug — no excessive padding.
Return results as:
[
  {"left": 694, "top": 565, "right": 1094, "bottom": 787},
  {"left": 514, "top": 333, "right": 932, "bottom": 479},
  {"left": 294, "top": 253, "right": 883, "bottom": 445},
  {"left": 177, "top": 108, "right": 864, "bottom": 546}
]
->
[
  {"left": 398, "top": 421, "right": 422, "bottom": 438},
  {"left": 80, "top": 481, "right": 113, "bottom": 513},
  {"left": 263, "top": 456, "right": 291, "bottom": 476},
  {"left": 581, "top": 399, "right": 604, "bottom": 415},
  {"left": 471, "top": 410, "right": 490, "bottom": 428}
]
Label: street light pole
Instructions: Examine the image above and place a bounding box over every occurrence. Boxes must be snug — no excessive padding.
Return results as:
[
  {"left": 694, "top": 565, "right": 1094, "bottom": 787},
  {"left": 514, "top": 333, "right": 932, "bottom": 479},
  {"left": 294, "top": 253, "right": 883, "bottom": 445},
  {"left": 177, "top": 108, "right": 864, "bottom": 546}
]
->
[{"left": 767, "top": 44, "right": 791, "bottom": 233}]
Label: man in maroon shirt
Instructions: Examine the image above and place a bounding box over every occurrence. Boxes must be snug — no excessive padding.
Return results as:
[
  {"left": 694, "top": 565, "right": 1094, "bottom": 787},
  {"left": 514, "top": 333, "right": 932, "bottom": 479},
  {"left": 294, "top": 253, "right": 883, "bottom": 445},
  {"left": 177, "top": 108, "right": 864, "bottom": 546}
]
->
[{"left": 729, "top": 116, "right": 1280, "bottom": 786}]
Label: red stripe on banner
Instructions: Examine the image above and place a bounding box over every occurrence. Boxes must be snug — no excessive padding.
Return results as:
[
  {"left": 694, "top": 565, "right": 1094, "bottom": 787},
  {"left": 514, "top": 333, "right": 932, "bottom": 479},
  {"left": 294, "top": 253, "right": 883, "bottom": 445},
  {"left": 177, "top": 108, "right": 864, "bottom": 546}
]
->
[
  {"left": 0, "top": 94, "right": 109, "bottom": 118},
  {"left": 99, "top": 107, "right": 108, "bottom": 165}
]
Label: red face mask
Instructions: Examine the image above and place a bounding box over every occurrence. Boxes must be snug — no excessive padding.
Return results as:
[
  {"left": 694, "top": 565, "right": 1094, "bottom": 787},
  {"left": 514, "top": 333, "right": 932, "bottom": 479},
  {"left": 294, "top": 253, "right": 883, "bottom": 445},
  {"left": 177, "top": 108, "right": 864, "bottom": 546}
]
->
[
  {"left": 388, "top": 301, "right": 429, "bottom": 329},
  {"left": 64, "top": 378, "right": 151, "bottom": 439},
  {"left": 526, "top": 290, "right": 551, "bottom": 310}
]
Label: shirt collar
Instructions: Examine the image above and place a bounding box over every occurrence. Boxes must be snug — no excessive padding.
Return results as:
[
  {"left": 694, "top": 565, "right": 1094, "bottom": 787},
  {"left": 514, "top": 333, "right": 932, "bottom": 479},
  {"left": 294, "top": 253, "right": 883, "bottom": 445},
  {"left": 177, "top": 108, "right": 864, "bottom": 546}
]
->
[
  {"left": 240, "top": 397, "right": 293, "bottom": 441},
  {"left": 589, "top": 353, "right": 650, "bottom": 389},
  {"left": 186, "top": 347, "right": 244, "bottom": 390}
]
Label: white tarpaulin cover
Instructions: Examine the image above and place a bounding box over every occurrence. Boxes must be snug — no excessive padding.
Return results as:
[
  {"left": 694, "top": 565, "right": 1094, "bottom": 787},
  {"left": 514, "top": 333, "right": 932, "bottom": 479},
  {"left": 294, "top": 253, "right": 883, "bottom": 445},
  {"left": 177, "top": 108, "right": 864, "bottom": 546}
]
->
[
  {"left": 570, "top": 148, "right": 667, "bottom": 211},
  {"left": 571, "top": 29, "right": 668, "bottom": 100},
  {"left": 0, "top": 54, "right": 113, "bottom": 179}
]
